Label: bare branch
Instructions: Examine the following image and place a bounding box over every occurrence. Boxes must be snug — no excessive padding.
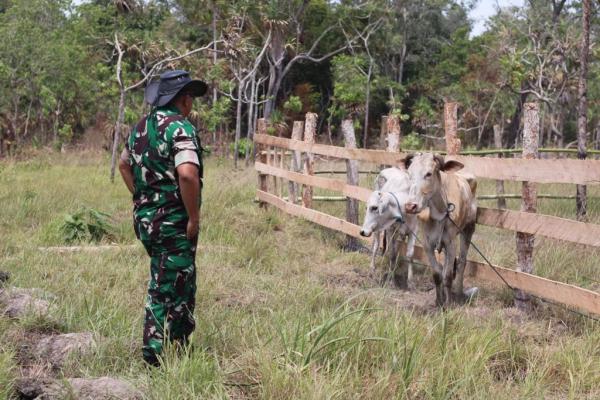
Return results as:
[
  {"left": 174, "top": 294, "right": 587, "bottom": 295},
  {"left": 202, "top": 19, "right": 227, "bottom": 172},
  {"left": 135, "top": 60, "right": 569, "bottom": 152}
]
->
[{"left": 125, "top": 40, "right": 224, "bottom": 92}]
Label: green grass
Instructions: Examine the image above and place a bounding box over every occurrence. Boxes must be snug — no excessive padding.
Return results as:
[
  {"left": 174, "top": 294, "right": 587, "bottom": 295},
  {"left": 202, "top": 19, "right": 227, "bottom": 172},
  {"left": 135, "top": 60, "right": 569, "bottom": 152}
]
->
[{"left": 0, "top": 151, "right": 599, "bottom": 399}]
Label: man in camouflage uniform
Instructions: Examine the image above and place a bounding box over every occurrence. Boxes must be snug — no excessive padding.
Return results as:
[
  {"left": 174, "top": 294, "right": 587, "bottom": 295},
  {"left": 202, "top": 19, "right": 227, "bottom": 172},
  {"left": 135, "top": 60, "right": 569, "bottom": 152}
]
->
[{"left": 118, "top": 70, "right": 206, "bottom": 366}]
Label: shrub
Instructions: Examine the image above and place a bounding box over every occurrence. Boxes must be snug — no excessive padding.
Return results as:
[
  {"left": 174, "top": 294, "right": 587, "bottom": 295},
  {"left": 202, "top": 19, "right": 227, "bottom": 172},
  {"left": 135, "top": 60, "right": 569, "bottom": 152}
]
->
[
  {"left": 60, "top": 207, "right": 115, "bottom": 243},
  {"left": 283, "top": 96, "right": 303, "bottom": 114},
  {"left": 229, "top": 138, "right": 253, "bottom": 158}
]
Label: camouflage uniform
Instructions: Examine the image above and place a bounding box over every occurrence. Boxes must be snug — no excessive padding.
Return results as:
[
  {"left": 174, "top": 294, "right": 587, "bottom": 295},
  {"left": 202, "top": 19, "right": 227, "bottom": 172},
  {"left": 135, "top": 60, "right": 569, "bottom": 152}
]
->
[{"left": 121, "top": 105, "right": 203, "bottom": 365}]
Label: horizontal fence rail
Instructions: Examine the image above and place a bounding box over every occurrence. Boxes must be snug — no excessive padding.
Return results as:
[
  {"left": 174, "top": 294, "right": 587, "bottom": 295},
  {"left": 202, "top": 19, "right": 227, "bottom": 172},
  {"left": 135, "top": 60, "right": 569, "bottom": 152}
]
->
[
  {"left": 257, "top": 161, "right": 600, "bottom": 247},
  {"left": 258, "top": 189, "right": 600, "bottom": 316},
  {"left": 255, "top": 134, "right": 600, "bottom": 185}
]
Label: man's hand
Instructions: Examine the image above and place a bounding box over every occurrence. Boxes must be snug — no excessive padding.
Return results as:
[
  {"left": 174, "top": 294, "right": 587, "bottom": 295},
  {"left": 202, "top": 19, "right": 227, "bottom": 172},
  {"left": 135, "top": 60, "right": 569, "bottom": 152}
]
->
[{"left": 186, "top": 218, "right": 199, "bottom": 240}]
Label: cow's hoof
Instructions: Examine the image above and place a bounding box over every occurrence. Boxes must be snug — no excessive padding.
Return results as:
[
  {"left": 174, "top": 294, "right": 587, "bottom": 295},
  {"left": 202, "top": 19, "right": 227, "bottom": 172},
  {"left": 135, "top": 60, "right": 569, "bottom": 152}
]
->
[{"left": 464, "top": 287, "right": 479, "bottom": 302}]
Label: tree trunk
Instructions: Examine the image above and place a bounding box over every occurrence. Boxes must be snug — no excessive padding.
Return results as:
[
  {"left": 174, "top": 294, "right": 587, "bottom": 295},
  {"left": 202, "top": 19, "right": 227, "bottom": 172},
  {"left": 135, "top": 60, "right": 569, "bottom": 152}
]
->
[
  {"left": 342, "top": 119, "right": 360, "bottom": 251},
  {"left": 245, "top": 74, "right": 256, "bottom": 166},
  {"left": 234, "top": 83, "right": 243, "bottom": 169},
  {"left": 212, "top": 0, "right": 219, "bottom": 144},
  {"left": 23, "top": 98, "right": 33, "bottom": 142},
  {"left": 505, "top": 88, "right": 529, "bottom": 148},
  {"left": 576, "top": 0, "right": 590, "bottom": 222},
  {"left": 515, "top": 102, "right": 539, "bottom": 312},
  {"left": 110, "top": 88, "right": 126, "bottom": 182},
  {"left": 362, "top": 63, "right": 373, "bottom": 148}
]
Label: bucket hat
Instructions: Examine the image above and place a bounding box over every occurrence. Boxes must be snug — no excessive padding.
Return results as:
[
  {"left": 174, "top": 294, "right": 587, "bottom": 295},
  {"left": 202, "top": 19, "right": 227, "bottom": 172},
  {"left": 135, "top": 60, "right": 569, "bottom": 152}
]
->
[{"left": 144, "top": 70, "right": 207, "bottom": 107}]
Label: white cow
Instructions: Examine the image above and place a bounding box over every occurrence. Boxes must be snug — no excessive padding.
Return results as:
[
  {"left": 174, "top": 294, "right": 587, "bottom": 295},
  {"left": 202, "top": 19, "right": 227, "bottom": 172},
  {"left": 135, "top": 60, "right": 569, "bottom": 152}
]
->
[
  {"left": 400, "top": 153, "right": 478, "bottom": 306},
  {"left": 360, "top": 168, "right": 419, "bottom": 289}
]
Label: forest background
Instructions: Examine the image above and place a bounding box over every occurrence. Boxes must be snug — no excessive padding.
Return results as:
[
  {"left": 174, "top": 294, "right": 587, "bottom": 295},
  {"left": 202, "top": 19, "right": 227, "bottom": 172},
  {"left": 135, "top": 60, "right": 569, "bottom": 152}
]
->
[{"left": 0, "top": 0, "right": 597, "bottom": 163}]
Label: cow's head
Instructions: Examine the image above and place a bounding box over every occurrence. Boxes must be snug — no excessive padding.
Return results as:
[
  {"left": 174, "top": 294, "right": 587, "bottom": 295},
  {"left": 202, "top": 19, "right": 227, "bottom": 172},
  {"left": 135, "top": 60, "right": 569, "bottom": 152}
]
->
[
  {"left": 398, "top": 153, "right": 464, "bottom": 214},
  {"left": 360, "top": 191, "right": 406, "bottom": 237}
]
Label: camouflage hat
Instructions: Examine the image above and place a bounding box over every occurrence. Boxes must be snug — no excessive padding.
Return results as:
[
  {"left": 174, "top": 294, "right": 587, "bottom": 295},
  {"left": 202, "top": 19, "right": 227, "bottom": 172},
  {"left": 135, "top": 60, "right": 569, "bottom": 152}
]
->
[{"left": 144, "top": 70, "right": 207, "bottom": 107}]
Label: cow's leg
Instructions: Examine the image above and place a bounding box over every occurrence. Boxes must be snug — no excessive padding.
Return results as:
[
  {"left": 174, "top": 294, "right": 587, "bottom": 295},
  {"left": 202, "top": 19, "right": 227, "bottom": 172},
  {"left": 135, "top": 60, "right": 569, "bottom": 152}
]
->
[
  {"left": 405, "top": 231, "right": 417, "bottom": 290},
  {"left": 381, "top": 228, "right": 394, "bottom": 286},
  {"left": 370, "top": 232, "right": 380, "bottom": 273},
  {"left": 453, "top": 222, "right": 476, "bottom": 303},
  {"left": 442, "top": 236, "right": 457, "bottom": 306},
  {"left": 424, "top": 240, "right": 445, "bottom": 306},
  {"left": 393, "top": 236, "right": 409, "bottom": 290}
]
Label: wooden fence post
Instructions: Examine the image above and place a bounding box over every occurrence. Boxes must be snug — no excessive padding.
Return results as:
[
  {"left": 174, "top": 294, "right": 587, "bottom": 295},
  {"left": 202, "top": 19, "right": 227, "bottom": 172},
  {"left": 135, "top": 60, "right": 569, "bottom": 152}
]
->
[
  {"left": 257, "top": 118, "right": 269, "bottom": 208},
  {"left": 494, "top": 124, "right": 507, "bottom": 209},
  {"left": 271, "top": 143, "right": 279, "bottom": 196},
  {"left": 342, "top": 119, "right": 360, "bottom": 250},
  {"left": 302, "top": 112, "right": 317, "bottom": 208},
  {"left": 515, "top": 102, "right": 539, "bottom": 311},
  {"left": 380, "top": 115, "right": 388, "bottom": 150},
  {"left": 386, "top": 115, "right": 401, "bottom": 153},
  {"left": 444, "top": 102, "right": 461, "bottom": 155},
  {"left": 278, "top": 135, "right": 285, "bottom": 198},
  {"left": 288, "top": 121, "right": 304, "bottom": 204}
]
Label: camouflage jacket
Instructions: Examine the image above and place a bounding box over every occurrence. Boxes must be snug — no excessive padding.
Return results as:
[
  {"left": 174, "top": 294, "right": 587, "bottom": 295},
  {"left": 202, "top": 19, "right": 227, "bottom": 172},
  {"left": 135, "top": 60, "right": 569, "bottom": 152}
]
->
[{"left": 121, "top": 105, "right": 203, "bottom": 217}]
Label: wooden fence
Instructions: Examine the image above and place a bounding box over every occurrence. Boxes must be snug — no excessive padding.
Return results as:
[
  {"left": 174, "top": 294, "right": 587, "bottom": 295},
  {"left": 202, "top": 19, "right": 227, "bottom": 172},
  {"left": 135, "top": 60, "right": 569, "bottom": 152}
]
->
[{"left": 253, "top": 105, "right": 600, "bottom": 316}]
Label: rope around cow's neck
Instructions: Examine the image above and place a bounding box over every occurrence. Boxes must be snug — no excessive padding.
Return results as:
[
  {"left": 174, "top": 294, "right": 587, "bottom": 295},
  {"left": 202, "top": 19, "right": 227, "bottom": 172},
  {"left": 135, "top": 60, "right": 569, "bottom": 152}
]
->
[{"left": 386, "top": 191, "right": 405, "bottom": 224}]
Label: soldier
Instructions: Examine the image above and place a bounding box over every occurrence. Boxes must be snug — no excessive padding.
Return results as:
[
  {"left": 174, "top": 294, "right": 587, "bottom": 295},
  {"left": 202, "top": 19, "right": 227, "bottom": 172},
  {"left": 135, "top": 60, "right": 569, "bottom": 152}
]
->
[{"left": 118, "top": 70, "right": 206, "bottom": 366}]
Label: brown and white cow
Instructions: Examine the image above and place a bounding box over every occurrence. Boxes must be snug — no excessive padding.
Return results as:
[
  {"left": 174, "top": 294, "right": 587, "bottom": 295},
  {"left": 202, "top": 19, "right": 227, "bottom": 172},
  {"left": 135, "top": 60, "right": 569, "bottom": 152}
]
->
[{"left": 399, "top": 153, "right": 478, "bottom": 306}]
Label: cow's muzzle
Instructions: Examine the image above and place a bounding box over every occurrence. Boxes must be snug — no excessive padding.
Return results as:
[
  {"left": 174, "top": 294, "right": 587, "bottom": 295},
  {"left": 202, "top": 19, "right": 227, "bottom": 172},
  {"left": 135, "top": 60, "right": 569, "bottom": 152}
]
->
[
  {"left": 359, "top": 229, "right": 372, "bottom": 237},
  {"left": 405, "top": 202, "right": 419, "bottom": 214}
]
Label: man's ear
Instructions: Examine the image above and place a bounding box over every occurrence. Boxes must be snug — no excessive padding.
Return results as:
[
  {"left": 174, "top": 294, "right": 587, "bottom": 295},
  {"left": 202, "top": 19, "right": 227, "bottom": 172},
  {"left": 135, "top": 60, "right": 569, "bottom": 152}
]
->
[
  {"left": 397, "top": 153, "right": 415, "bottom": 170},
  {"left": 441, "top": 160, "right": 464, "bottom": 173}
]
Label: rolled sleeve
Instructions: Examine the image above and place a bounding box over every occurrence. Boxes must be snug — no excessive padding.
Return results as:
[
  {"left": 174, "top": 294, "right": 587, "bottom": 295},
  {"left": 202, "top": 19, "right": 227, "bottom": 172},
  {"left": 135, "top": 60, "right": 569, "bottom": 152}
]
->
[
  {"left": 175, "top": 150, "right": 199, "bottom": 167},
  {"left": 172, "top": 123, "right": 200, "bottom": 168}
]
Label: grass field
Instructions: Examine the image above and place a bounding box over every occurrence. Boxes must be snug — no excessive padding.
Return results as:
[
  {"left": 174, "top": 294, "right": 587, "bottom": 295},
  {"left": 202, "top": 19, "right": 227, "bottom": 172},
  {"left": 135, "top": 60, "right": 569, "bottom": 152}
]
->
[{"left": 0, "top": 151, "right": 599, "bottom": 399}]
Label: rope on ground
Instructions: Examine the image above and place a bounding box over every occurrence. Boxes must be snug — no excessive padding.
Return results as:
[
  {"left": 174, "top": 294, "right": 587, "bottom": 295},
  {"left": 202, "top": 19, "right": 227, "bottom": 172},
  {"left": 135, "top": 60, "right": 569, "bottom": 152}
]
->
[{"left": 440, "top": 205, "right": 600, "bottom": 323}]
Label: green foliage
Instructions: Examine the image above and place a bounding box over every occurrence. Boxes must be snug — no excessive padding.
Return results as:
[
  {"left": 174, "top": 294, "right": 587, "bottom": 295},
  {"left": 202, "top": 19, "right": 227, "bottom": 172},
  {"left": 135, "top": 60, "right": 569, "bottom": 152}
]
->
[
  {"left": 0, "top": 347, "right": 15, "bottom": 400},
  {"left": 229, "top": 137, "right": 253, "bottom": 157},
  {"left": 60, "top": 207, "right": 115, "bottom": 244},
  {"left": 0, "top": 0, "right": 595, "bottom": 152},
  {"left": 283, "top": 95, "right": 303, "bottom": 114},
  {"left": 330, "top": 54, "right": 368, "bottom": 118},
  {"left": 402, "top": 132, "right": 424, "bottom": 150},
  {"left": 198, "top": 96, "right": 232, "bottom": 133},
  {"left": 58, "top": 124, "right": 73, "bottom": 144}
]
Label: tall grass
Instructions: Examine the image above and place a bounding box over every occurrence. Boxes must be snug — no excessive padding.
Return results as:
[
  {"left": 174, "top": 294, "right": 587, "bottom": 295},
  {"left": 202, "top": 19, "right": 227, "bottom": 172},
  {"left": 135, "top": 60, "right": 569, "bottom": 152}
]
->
[{"left": 0, "top": 151, "right": 598, "bottom": 399}]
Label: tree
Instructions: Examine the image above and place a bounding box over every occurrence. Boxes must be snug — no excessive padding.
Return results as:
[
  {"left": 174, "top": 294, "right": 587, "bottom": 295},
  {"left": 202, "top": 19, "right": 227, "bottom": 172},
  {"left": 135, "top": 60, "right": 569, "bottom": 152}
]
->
[{"left": 576, "top": 0, "right": 590, "bottom": 221}]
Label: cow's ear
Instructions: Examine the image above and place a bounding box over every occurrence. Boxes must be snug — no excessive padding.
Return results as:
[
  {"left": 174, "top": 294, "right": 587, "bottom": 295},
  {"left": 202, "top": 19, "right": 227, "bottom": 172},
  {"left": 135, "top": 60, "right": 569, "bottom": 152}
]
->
[
  {"left": 433, "top": 154, "right": 445, "bottom": 170},
  {"left": 377, "top": 195, "right": 388, "bottom": 215},
  {"left": 442, "top": 160, "right": 464, "bottom": 173},
  {"left": 397, "top": 153, "right": 414, "bottom": 170}
]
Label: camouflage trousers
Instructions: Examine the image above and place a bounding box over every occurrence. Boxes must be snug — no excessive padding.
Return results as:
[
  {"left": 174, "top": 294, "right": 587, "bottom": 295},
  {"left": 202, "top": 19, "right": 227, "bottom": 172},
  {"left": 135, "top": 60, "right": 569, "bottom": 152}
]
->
[{"left": 136, "top": 211, "right": 197, "bottom": 365}]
